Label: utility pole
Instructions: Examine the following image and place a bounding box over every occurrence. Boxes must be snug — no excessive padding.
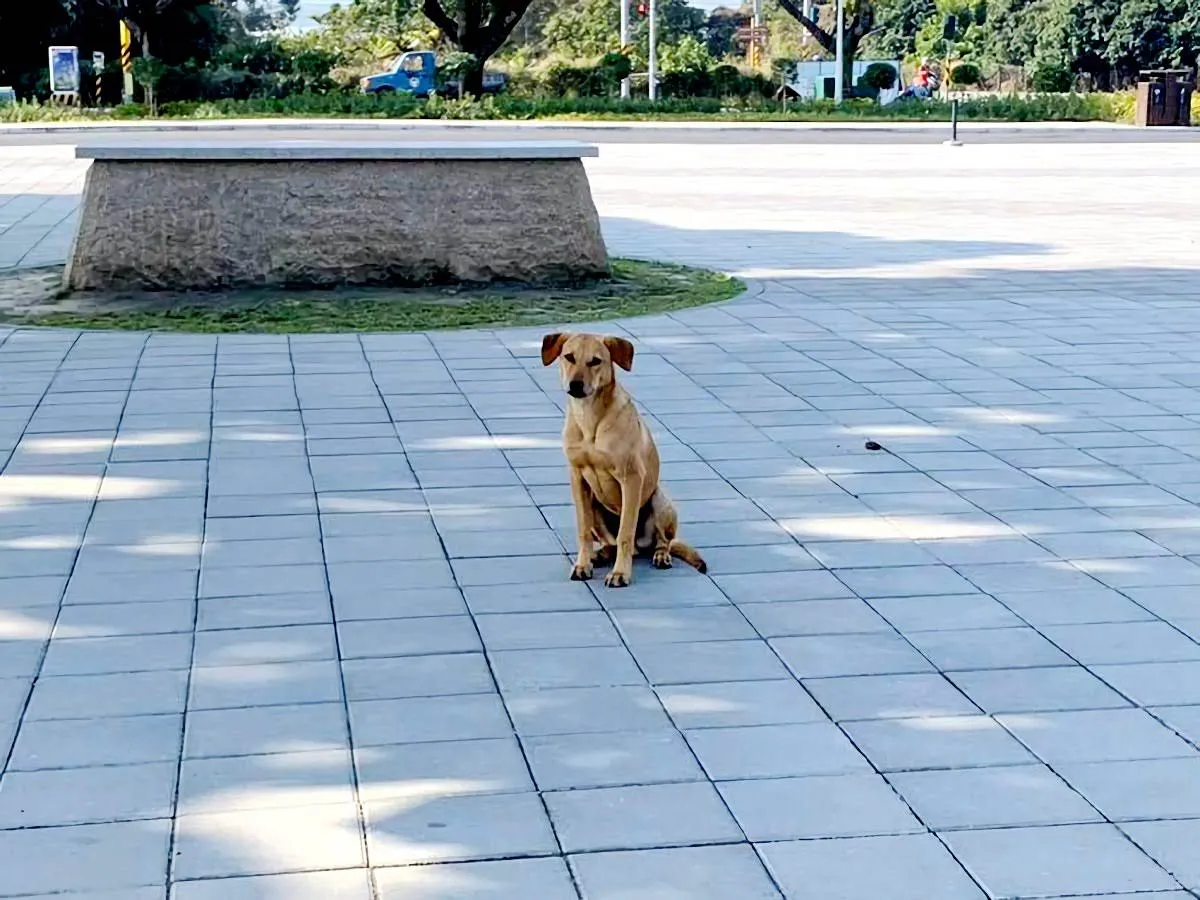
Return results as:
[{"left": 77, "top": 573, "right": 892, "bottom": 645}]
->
[
  {"left": 750, "top": 0, "right": 762, "bottom": 69},
  {"left": 647, "top": 0, "right": 658, "bottom": 101},
  {"left": 119, "top": 15, "right": 134, "bottom": 103},
  {"left": 619, "top": 0, "right": 630, "bottom": 99},
  {"left": 833, "top": 0, "right": 845, "bottom": 103}
]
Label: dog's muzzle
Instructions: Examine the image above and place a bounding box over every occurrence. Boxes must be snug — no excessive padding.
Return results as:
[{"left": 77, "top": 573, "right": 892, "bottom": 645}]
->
[{"left": 567, "top": 380, "right": 587, "bottom": 398}]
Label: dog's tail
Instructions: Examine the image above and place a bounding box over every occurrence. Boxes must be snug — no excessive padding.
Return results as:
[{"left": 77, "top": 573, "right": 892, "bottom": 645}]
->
[{"left": 669, "top": 539, "right": 707, "bottom": 574}]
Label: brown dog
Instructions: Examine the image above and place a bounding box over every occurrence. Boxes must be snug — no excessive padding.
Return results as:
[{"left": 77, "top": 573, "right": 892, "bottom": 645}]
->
[{"left": 542, "top": 332, "right": 707, "bottom": 588}]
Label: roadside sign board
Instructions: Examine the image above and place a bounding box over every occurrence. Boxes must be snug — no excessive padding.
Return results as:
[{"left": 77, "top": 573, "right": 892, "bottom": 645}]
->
[{"left": 49, "top": 46, "right": 81, "bottom": 93}]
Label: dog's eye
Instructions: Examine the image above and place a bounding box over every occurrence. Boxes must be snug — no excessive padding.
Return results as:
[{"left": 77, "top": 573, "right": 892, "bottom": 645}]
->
[
  {"left": 563, "top": 353, "right": 575, "bottom": 364},
  {"left": 587, "top": 358, "right": 601, "bottom": 367}
]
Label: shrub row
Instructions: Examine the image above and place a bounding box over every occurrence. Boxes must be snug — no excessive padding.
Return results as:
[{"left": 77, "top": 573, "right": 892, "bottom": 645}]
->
[{"left": 0, "top": 90, "right": 1139, "bottom": 124}]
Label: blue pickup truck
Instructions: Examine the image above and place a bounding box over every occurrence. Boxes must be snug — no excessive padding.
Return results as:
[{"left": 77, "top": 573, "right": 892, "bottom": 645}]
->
[{"left": 359, "top": 51, "right": 507, "bottom": 98}]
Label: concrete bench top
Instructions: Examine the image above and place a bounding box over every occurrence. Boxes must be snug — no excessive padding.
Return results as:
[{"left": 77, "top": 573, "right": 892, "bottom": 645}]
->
[{"left": 74, "top": 139, "right": 599, "bottom": 161}]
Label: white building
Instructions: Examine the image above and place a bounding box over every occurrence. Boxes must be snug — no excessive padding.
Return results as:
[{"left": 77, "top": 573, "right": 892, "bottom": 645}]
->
[{"left": 784, "top": 58, "right": 905, "bottom": 104}]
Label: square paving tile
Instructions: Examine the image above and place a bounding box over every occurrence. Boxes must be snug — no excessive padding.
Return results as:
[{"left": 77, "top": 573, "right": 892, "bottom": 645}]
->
[
  {"left": 656, "top": 679, "right": 827, "bottom": 729},
  {"left": 193, "top": 624, "right": 337, "bottom": 668},
  {"left": 685, "top": 722, "right": 870, "bottom": 780},
  {"left": 336, "top": 615, "right": 482, "bottom": 659},
  {"left": 1152, "top": 704, "right": 1200, "bottom": 744},
  {"left": 0, "top": 819, "right": 172, "bottom": 896},
  {"left": 9, "top": 713, "right": 183, "bottom": 770},
  {"left": 356, "top": 737, "right": 533, "bottom": 801},
  {"left": 349, "top": 693, "right": 510, "bottom": 747},
  {"left": 632, "top": 639, "right": 790, "bottom": 685},
  {"left": 475, "top": 610, "right": 622, "bottom": 650},
  {"left": 804, "top": 673, "right": 979, "bottom": 722},
  {"left": 867, "top": 594, "right": 1022, "bottom": 633},
  {"left": 997, "top": 708, "right": 1197, "bottom": 764},
  {"left": 887, "top": 763, "right": 1102, "bottom": 830},
  {"left": 947, "top": 666, "right": 1131, "bottom": 714},
  {"left": 905, "top": 627, "right": 1072, "bottom": 672},
  {"left": 1092, "top": 661, "right": 1200, "bottom": 706},
  {"left": 739, "top": 597, "right": 891, "bottom": 637},
  {"left": 177, "top": 746, "right": 356, "bottom": 814},
  {"left": 39, "top": 633, "right": 194, "bottom": 676},
  {"left": 758, "top": 833, "right": 985, "bottom": 900},
  {"left": 489, "top": 646, "right": 645, "bottom": 691},
  {"left": 195, "top": 593, "right": 330, "bottom": 631},
  {"left": 185, "top": 702, "right": 349, "bottom": 758},
  {"left": 374, "top": 857, "right": 578, "bottom": 900},
  {"left": 717, "top": 773, "right": 924, "bottom": 842},
  {"left": 1041, "top": 622, "right": 1200, "bottom": 665},
  {"left": 171, "top": 870, "right": 372, "bottom": 900},
  {"left": 942, "top": 823, "right": 1179, "bottom": 898},
  {"left": 1121, "top": 819, "right": 1200, "bottom": 891},
  {"left": 610, "top": 605, "right": 758, "bottom": 644},
  {"left": 504, "top": 685, "right": 670, "bottom": 736},
  {"left": 0, "top": 761, "right": 178, "bottom": 828},
  {"left": 365, "top": 791, "right": 558, "bottom": 865},
  {"left": 523, "top": 729, "right": 703, "bottom": 790},
  {"left": 187, "top": 660, "right": 344, "bottom": 710},
  {"left": 771, "top": 633, "right": 934, "bottom": 679},
  {"left": 340, "top": 652, "right": 494, "bottom": 702},
  {"left": 172, "top": 801, "right": 365, "bottom": 879},
  {"left": 25, "top": 670, "right": 190, "bottom": 719},
  {"left": 1058, "top": 757, "right": 1200, "bottom": 821},
  {"left": 546, "top": 781, "right": 742, "bottom": 853},
  {"left": 571, "top": 844, "right": 782, "bottom": 900},
  {"left": 842, "top": 716, "right": 1036, "bottom": 772},
  {"left": 56, "top": 599, "right": 196, "bottom": 637}
]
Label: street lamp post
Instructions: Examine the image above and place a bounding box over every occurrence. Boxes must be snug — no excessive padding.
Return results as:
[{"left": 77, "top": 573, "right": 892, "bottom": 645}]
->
[
  {"left": 619, "top": 0, "right": 630, "bottom": 99},
  {"left": 648, "top": 0, "right": 658, "bottom": 101},
  {"left": 833, "top": 0, "right": 845, "bottom": 103}
]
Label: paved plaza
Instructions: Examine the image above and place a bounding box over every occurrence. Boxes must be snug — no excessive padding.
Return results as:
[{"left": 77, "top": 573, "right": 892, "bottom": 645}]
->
[{"left": 1, "top": 133, "right": 1200, "bottom": 898}]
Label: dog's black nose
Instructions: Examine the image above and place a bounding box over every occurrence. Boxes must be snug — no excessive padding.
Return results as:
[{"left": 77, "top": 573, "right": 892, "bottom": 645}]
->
[{"left": 567, "top": 380, "right": 586, "bottom": 397}]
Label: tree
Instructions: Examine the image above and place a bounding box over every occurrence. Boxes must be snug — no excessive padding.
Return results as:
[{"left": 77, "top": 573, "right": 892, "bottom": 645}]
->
[
  {"left": 311, "top": 0, "right": 436, "bottom": 63},
  {"left": 774, "top": 0, "right": 876, "bottom": 91},
  {"left": 868, "top": 0, "right": 936, "bottom": 58},
  {"left": 237, "top": 0, "right": 301, "bottom": 32},
  {"left": 416, "top": 0, "right": 538, "bottom": 94},
  {"left": 539, "top": 0, "right": 706, "bottom": 64}
]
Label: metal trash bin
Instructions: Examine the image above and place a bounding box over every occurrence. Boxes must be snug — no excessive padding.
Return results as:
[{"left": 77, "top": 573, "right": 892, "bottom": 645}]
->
[{"left": 1135, "top": 69, "right": 1195, "bottom": 126}]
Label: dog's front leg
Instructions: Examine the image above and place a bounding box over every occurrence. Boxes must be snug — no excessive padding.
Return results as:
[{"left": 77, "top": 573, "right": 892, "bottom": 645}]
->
[
  {"left": 605, "top": 472, "right": 643, "bottom": 588},
  {"left": 569, "top": 466, "right": 595, "bottom": 581}
]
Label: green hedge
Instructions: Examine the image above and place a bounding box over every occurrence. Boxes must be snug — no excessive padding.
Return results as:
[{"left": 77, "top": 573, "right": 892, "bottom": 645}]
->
[{"left": 0, "top": 90, "right": 1141, "bottom": 124}]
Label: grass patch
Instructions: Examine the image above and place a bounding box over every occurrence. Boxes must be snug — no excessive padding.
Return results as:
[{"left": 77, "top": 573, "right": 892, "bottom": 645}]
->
[
  {"left": 0, "top": 259, "right": 743, "bottom": 334},
  {"left": 0, "top": 90, "right": 1141, "bottom": 124}
]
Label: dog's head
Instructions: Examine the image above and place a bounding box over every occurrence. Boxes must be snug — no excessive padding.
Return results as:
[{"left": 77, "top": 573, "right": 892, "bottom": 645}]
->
[{"left": 540, "top": 332, "right": 634, "bottom": 400}]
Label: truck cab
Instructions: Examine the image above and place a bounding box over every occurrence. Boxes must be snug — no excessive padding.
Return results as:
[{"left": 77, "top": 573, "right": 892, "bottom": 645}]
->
[
  {"left": 359, "top": 51, "right": 507, "bottom": 98},
  {"left": 360, "top": 51, "right": 438, "bottom": 98}
]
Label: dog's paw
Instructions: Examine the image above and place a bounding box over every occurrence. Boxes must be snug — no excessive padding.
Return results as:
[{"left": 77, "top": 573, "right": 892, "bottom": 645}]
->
[
  {"left": 570, "top": 562, "right": 593, "bottom": 581},
  {"left": 652, "top": 549, "right": 673, "bottom": 569},
  {"left": 604, "top": 569, "right": 631, "bottom": 588}
]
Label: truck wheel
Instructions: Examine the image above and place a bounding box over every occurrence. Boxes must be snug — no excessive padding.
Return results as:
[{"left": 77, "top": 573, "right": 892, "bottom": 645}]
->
[{"left": 375, "top": 86, "right": 395, "bottom": 95}]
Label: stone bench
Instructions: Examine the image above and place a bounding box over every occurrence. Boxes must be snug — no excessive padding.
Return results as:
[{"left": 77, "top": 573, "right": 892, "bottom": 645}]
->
[{"left": 66, "top": 140, "right": 608, "bottom": 293}]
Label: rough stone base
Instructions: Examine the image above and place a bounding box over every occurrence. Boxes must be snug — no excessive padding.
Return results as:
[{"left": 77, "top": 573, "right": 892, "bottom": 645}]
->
[{"left": 66, "top": 157, "right": 609, "bottom": 292}]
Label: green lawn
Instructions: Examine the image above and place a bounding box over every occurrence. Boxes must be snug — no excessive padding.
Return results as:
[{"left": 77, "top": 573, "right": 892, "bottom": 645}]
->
[{"left": 0, "top": 259, "right": 743, "bottom": 334}]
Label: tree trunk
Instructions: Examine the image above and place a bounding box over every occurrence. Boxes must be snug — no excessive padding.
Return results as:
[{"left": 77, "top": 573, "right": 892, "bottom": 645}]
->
[
  {"left": 461, "top": 59, "right": 485, "bottom": 96},
  {"left": 422, "top": 0, "right": 534, "bottom": 98},
  {"left": 141, "top": 31, "right": 155, "bottom": 112},
  {"left": 842, "top": 30, "right": 862, "bottom": 94}
]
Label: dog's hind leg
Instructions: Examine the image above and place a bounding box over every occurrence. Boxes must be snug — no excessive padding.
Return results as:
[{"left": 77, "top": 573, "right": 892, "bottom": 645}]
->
[{"left": 649, "top": 490, "right": 708, "bottom": 574}]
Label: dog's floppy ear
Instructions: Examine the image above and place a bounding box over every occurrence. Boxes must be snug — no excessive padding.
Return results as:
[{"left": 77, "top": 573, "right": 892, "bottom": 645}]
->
[
  {"left": 541, "top": 333, "right": 568, "bottom": 366},
  {"left": 604, "top": 336, "right": 635, "bottom": 372}
]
